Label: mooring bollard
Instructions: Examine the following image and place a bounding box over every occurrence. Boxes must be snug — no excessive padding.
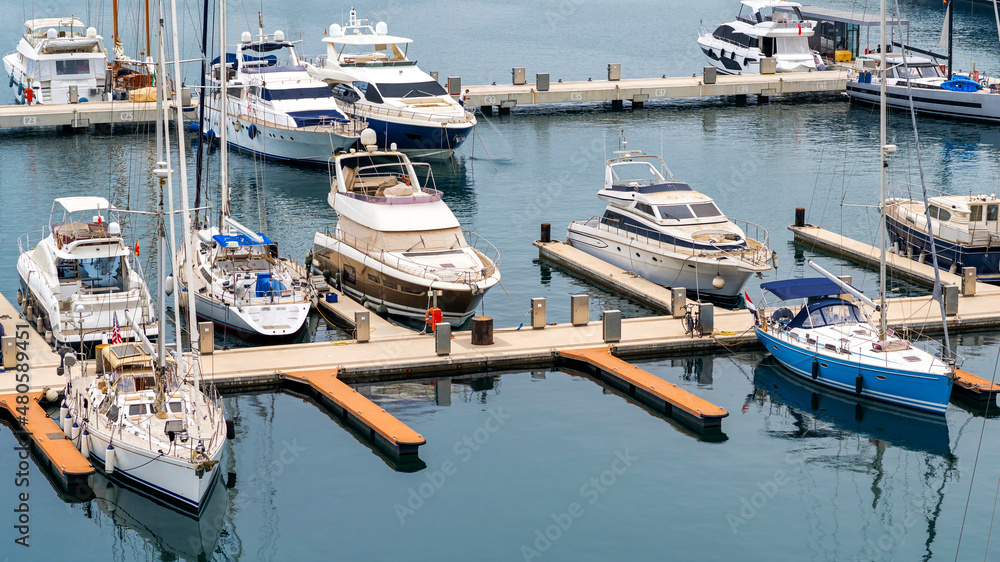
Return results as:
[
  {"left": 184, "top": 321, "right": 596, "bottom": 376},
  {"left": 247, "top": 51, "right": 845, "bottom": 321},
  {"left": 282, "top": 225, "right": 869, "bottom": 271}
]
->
[
  {"left": 795, "top": 207, "right": 806, "bottom": 227},
  {"left": 540, "top": 223, "right": 551, "bottom": 243},
  {"left": 472, "top": 317, "right": 493, "bottom": 345}
]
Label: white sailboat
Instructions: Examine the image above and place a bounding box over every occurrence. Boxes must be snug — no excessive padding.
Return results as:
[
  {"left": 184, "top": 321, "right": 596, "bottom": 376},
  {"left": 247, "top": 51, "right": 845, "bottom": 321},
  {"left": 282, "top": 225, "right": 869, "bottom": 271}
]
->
[
  {"left": 64, "top": 0, "right": 228, "bottom": 513},
  {"left": 177, "top": 1, "right": 315, "bottom": 340}
]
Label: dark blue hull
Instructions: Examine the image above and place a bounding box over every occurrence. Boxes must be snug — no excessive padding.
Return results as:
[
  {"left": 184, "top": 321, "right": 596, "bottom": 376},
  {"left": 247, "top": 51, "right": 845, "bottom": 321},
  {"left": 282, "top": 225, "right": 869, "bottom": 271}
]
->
[
  {"left": 885, "top": 214, "right": 1000, "bottom": 281},
  {"left": 348, "top": 114, "right": 472, "bottom": 156}
]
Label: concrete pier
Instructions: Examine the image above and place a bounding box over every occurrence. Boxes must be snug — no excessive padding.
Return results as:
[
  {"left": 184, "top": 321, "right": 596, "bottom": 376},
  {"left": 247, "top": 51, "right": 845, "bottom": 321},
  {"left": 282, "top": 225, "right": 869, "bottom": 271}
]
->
[{"left": 0, "top": 99, "right": 196, "bottom": 131}]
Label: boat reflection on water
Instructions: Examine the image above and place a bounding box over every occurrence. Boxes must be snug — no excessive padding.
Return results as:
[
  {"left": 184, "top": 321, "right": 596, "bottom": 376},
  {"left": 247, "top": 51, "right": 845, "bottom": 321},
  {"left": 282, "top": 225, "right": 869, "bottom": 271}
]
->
[
  {"left": 88, "top": 471, "right": 227, "bottom": 560},
  {"left": 751, "top": 356, "right": 950, "bottom": 457}
]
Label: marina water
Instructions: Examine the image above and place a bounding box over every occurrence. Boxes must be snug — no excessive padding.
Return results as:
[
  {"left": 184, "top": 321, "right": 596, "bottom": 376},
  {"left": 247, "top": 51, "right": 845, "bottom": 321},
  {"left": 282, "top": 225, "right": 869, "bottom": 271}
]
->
[{"left": 3, "top": 0, "right": 1000, "bottom": 559}]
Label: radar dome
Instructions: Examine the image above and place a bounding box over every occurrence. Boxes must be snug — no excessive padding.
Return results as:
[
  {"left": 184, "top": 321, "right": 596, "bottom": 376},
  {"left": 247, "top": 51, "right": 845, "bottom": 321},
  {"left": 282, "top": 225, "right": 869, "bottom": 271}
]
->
[
  {"left": 274, "top": 30, "right": 284, "bottom": 41},
  {"left": 375, "top": 21, "right": 388, "bottom": 35},
  {"left": 46, "top": 28, "right": 57, "bottom": 39},
  {"left": 86, "top": 27, "right": 97, "bottom": 38},
  {"left": 241, "top": 31, "right": 252, "bottom": 43},
  {"left": 330, "top": 24, "right": 342, "bottom": 37},
  {"left": 360, "top": 128, "right": 377, "bottom": 147}
]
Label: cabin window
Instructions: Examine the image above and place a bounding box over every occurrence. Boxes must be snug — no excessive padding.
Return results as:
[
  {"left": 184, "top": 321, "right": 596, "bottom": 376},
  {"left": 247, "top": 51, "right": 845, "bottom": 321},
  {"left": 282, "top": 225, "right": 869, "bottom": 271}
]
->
[
  {"left": 971, "top": 206, "right": 983, "bottom": 222},
  {"left": 988, "top": 205, "right": 998, "bottom": 221},
  {"left": 690, "top": 202, "right": 723, "bottom": 218},
  {"left": 656, "top": 205, "right": 694, "bottom": 221},
  {"left": 56, "top": 60, "right": 90, "bottom": 75},
  {"left": 128, "top": 404, "right": 147, "bottom": 417},
  {"left": 635, "top": 203, "right": 655, "bottom": 216},
  {"left": 263, "top": 87, "right": 333, "bottom": 101},
  {"left": 375, "top": 81, "right": 448, "bottom": 99},
  {"left": 806, "top": 308, "right": 825, "bottom": 327},
  {"left": 928, "top": 206, "right": 939, "bottom": 219},
  {"left": 168, "top": 402, "right": 183, "bottom": 413},
  {"left": 938, "top": 208, "right": 951, "bottom": 222}
]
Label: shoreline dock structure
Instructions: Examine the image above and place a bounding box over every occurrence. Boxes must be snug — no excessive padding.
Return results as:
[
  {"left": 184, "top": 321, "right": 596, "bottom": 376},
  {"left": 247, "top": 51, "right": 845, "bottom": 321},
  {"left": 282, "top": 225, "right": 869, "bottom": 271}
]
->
[
  {"left": 0, "top": 94, "right": 195, "bottom": 132},
  {"left": 454, "top": 69, "right": 848, "bottom": 114}
]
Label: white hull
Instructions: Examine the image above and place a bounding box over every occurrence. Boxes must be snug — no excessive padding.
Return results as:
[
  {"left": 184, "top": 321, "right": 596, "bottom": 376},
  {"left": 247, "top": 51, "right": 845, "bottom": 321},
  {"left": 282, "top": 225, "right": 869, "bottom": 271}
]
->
[
  {"left": 846, "top": 80, "right": 1000, "bottom": 124},
  {"left": 566, "top": 221, "right": 759, "bottom": 298}
]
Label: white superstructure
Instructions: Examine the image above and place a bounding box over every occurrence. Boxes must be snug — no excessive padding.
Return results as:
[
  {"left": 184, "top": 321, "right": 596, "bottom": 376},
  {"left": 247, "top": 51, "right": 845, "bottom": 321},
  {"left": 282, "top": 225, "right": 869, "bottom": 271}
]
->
[
  {"left": 3, "top": 18, "right": 108, "bottom": 104},
  {"left": 697, "top": 1, "right": 821, "bottom": 75}
]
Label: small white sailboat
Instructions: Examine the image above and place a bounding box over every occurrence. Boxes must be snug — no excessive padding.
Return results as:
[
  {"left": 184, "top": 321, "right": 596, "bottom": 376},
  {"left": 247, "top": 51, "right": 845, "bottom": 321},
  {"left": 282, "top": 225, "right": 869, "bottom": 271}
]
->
[
  {"left": 3, "top": 17, "right": 108, "bottom": 104},
  {"left": 566, "top": 139, "right": 773, "bottom": 300},
  {"left": 16, "top": 197, "right": 157, "bottom": 347},
  {"left": 66, "top": 2, "right": 229, "bottom": 513},
  {"left": 306, "top": 9, "right": 476, "bottom": 158}
]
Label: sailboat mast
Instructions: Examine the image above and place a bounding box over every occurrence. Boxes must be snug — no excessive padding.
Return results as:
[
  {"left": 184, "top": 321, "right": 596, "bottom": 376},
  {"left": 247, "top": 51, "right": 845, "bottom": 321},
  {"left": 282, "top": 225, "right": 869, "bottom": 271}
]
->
[
  {"left": 219, "top": 0, "right": 230, "bottom": 224},
  {"left": 112, "top": 0, "right": 120, "bottom": 51},
  {"left": 947, "top": 0, "right": 953, "bottom": 79},
  {"left": 194, "top": 0, "right": 209, "bottom": 219},
  {"left": 169, "top": 0, "right": 202, "bottom": 390},
  {"left": 153, "top": 0, "right": 165, "bottom": 378},
  {"left": 879, "top": 0, "right": 888, "bottom": 339}
]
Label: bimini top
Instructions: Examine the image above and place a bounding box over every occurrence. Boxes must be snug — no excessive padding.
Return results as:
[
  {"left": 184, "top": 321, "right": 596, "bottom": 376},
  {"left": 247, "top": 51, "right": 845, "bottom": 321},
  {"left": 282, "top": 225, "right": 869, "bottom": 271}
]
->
[
  {"left": 605, "top": 181, "right": 694, "bottom": 194},
  {"left": 212, "top": 233, "right": 274, "bottom": 247},
  {"left": 25, "top": 18, "right": 87, "bottom": 31},
  {"left": 761, "top": 277, "right": 853, "bottom": 300},
  {"left": 55, "top": 196, "right": 111, "bottom": 213},
  {"left": 323, "top": 34, "right": 413, "bottom": 46}
]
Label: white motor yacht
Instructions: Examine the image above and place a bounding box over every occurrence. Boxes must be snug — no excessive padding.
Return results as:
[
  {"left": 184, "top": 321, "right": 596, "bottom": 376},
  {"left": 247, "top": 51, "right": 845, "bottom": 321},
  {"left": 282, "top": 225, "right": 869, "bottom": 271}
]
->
[
  {"left": 566, "top": 146, "right": 773, "bottom": 300},
  {"left": 697, "top": 1, "right": 821, "bottom": 75},
  {"left": 203, "top": 29, "right": 363, "bottom": 165},
  {"left": 306, "top": 9, "right": 475, "bottom": 158},
  {"left": 3, "top": 18, "right": 108, "bottom": 104},
  {"left": 16, "top": 197, "right": 157, "bottom": 346},
  {"left": 312, "top": 130, "right": 501, "bottom": 326}
]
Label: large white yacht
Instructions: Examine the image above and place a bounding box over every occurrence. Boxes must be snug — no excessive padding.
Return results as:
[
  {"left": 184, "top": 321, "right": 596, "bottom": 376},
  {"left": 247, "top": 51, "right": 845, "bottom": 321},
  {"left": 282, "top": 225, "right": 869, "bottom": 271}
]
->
[
  {"left": 847, "top": 53, "right": 1000, "bottom": 123},
  {"left": 306, "top": 9, "right": 475, "bottom": 158},
  {"left": 884, "top": 194, "right": 1000, "bottom": 283},
  {"left": 202, "top": 29, "right": 363, "bottom": 165},
  {"left": 16, "top": 197, "right": 157, "bottom": 346},
  {"left": 312, "top": 130, "right": 501, "bottom": 326},
  {"left": 3, "top": 18, "right": 108, "bottom": 104},
  {"left": 697, "top": 1, "right": 821, "bottom": 75},
  {"left": 566, "top": 146, "right": 773, "bottom": 300}
]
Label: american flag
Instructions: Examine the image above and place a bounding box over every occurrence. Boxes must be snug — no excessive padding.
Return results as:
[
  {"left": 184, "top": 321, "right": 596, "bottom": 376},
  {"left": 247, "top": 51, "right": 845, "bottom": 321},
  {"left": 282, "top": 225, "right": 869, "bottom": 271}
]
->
[{"left": 111, "top": 311, "right": 123, "bottom": 344}]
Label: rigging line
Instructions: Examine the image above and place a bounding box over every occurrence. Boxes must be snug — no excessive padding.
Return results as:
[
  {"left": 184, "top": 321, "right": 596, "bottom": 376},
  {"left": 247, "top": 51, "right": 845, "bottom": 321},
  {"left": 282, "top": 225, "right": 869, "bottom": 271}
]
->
[{"left": 496, "top": 278, "right": 528, "bottom": 323}]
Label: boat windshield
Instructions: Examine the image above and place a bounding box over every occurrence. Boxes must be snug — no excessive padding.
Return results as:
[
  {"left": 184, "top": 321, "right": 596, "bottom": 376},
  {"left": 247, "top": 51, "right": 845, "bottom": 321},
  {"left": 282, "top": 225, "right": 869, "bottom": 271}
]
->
[
  {"left": 375, "top": 81, "right": 448, "bottom": 99},
  {"left": 690, "top": 202, "right": 723, "bottom": 218},
  {"left": 787, "top": 300, "right": 862, "bottom": 329},
  {"left": 760, "top": 7, "right": 803, "bottom": 23},
  {"left": 895, "top": 65, "right": 943, "bottom": 79},
  {"left": 657, "top": 205, "right": 695, "bottom": 221},
  {"left": 241, "top": 42, "right": 301, "bottom": 71},
  {"left": 57, "top": 256, "right": 124, "bottom": 290},
  {"left": 262, "top": 87, "right": 333, "bottom": 101},
  {"left": 610, "top": 161, "right": 667, "bottom": 186}
]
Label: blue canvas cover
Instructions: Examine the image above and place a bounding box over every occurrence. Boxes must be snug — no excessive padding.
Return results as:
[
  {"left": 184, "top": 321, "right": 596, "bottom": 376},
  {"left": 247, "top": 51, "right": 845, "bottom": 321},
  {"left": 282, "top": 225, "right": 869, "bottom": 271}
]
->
[
  {"left": 760, "top": 277, "right": 855, "bottom": 300},
  {"left": 212, "top": 233, "right": 274, "bottom": 247},
  {"left": 255, "top": 273, "right": 287, "bottom": 297}
]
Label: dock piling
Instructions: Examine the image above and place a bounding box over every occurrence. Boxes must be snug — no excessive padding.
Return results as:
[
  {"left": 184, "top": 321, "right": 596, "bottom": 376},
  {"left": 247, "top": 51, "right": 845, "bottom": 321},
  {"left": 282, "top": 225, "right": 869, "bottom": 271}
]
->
[
  {"left": 540, "top": 222, "right": 551, "bottom": 243},
  {"left": 471, "top": 317, "right": 493, "bottom": 345},
  {"left": 794, "top": 207, "right": 806, "bottom": 227}
]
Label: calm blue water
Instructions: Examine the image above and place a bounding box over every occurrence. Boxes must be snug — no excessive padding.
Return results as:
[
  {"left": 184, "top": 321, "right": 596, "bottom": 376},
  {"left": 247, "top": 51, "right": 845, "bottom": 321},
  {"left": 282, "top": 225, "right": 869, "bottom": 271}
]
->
[{"left": 3, "top": 0, "right": 1000, "bottom": 559}]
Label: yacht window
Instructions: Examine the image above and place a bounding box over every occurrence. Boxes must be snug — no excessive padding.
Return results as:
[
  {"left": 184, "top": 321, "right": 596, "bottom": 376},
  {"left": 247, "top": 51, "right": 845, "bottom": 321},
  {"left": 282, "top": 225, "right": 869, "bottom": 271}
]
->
[
  {"left": 656, "top": 205, "right": 694, "bottom": 220},
  {"left": 635, "top": 203, "right": 655, "bottom": 216},
  {"left": 938, "top": 208, "right": 951, "bottom": 222},
  {"left": 56, "top": 60, "right": 90, "bottom": 75},
  {"left": 168, "top": 401, "right": 183, "bottom": 413},
  {"left": 761, "top": 7, "right": 803, "bottom": 23},
  {"left": 128, "top": 404, "right": 147, "bottom": 416},
  {"left": 806, "top": 308, "right": 826, "bottom": 328},
  {"left": 820, "top": 304, "right": 861, "bottom": 325},
  {"left": 332, "top": 83, "right": 360, "bottom": 102},
  {"left": 713, "top": 25, "right": 735, "bottom": 42},
  {"left": 354, "top": 81, "right": 383, "bottom": 104},
  {"left": 928, "top": 206, "right": 939, "bottom": 219},
  {"left": 59, "top": 256, "right": 124, "bottom": 290},
  {"left": 263, "top": 87, "right": 333, "bottom": 101},
  {"left": 971, "top": 206, "right": 983, "bottom": 222},
  {"left": 918, "top": 65, "right": 943, "bottom": 78},
  {"left": 375, "top": 81, "right": 448, "bottom": 99},
  {"left": 900, "top": 66, "right": 922, "bottom": 80},
  {"left": 988, "top": 205, "right": 998, "bottom": 221},
  {"left": 690, "top": 202, "right": 723, "bottom": 218},
  {"left": 775, "top": 38, "right": 809, "bottom": 55}
]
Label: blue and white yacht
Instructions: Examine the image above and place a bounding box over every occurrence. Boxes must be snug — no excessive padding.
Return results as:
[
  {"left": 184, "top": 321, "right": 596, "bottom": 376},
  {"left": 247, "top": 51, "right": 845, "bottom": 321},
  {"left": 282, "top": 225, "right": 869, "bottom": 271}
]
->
[
  {"left": 306, "top": 9, "right": 475, "bottom": 158},
  {"left": 203, "top": 29, "right": 363, "bottom": 166},
  {"left": 566, "top": 145, "right": 773, "bottom": 300},
  {"left": 751, "top": 269, "right": 954, "bottom": 414}
]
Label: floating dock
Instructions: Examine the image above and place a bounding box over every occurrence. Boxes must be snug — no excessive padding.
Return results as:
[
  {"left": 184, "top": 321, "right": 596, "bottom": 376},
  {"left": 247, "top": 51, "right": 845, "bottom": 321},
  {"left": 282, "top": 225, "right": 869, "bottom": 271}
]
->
[
  {"left": 534, "top": 239, "right": 680, "bottom": 315},
  {"left": 0, "top": 98, "right": 195, "bottom": 131},
  {"left": 558, "top": 347, "right": 728, "bottom": 432},
  {"left": 0, "top": 393, "right": 94, "bottom": 487},
  {"left": 465, "top": 70, "right": 847, "bottom": 112},
  {"left": 952, "top": 368, "right": 1000, "bottom": 404},
  {"left": 282, "top": 369, "right": 425, "bottom": 456}
]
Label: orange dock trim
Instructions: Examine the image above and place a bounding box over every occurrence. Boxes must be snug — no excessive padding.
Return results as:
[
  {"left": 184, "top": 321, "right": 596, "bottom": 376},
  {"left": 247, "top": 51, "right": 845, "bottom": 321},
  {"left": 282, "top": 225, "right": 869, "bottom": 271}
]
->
[
  {"left": 953, "top": 368, "right": 1000, "bottom": 403},
  {"left": 0, "top": 393, "right": 94, "bottom": 486},
  {"left": 558, "top": 348, "right": 729, "bottom": 431},
  {"left": 282, "top": 370, "right": 426, "bottom": 456}
]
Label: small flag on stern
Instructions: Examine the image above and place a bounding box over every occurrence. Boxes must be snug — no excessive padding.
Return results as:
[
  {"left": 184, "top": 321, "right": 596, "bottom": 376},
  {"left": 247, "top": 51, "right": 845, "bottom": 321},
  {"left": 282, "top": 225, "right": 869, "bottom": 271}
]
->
[
  {"left": 111, "top": 311, "right": 123, "bottom": 344},
  {"left": 745, "top": 289, "right": 758, "bottom": 325}
]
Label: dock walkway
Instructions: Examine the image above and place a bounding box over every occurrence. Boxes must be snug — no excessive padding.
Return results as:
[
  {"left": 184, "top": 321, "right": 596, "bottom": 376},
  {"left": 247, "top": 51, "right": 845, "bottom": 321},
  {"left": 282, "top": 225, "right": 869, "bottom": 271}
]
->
[
  {"left": 465, "top": 70, "right": 847, "bottom": 111},
  {"left": 0, "top": 99, "right": 194, "bottom": 130},
  {"left": 0, "top": 393, "right": 93, "bottom": 486}
]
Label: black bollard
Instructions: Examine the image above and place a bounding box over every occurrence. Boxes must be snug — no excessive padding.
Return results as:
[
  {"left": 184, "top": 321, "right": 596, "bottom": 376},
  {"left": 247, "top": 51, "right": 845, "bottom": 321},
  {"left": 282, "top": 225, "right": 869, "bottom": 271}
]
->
[
  {"left": 540, "top": 223, "right": 551, "bottom": 243},
  {"left": 794, "top": 207, "right": 806, "bottom": 228}
]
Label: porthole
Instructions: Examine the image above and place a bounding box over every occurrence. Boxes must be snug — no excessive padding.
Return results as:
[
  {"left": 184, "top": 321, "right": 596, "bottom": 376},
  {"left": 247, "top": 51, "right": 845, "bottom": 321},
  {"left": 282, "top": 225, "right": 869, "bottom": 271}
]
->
[
  {"left": 636, "top": 252, "right": 640, "bottom": 257},
  {"left": 616, "top": 246, "right": 621, "bottom": 251},
  {"left": 820, "top": 363, "right": 828, "bottom": 368},
  {"left": 876, "top": 375, "right": 887, "bottom": 381}
]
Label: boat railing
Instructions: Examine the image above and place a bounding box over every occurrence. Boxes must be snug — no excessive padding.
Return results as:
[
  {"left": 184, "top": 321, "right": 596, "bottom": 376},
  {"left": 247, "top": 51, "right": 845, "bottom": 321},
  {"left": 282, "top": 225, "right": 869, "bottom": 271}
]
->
[
  {"left": 229, "top": 99, "right": 365, "bottom": 136},
  {"left": 345, "top": 100, "right": 475, "bottom": 125},
  {"left": 463, "top": 229, "right": 502, "bottom": 278},
  {"left": 328, "top": 227, "right": 498, "bottom": 285},
  {"left": 17, "top": 228, "right": 50, "bottom": 254},
  {"left": 577, "top": 217, "right": 772, "bottom": 265}
]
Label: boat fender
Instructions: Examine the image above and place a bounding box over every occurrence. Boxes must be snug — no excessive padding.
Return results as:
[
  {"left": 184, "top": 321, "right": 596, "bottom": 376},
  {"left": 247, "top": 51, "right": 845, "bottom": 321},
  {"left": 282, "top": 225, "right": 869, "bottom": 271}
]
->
[
  {"left": 79, "top": 429, "right": 89, "bottom": 455},
  {"left": 855, "top": 373, "right": 863, "bottom": 395},
  {"left": 16, "top": 289, "right": 22, "bottom": 305},
  {"left": 105, "top": 445, "right": 115, "bottom": 474},
  {"left": 164, "top": 275, "right": 174, "bottom": 296},
  {"left": 811, "top": 359, "right": 820, "bottom": 380},
  {"left": 226, "top": 419, "right": 236, "bottom": 440},
  {"left": 376, "top": 303, "right": 388, "bottom": 317},
  {"left": 248, "top": 124, "right": 258, "bottom": 139},
  {"left": 8, "top": 75, "right": 13, "bottom": 88},
  {"left": 71, "top": 421, "right": 80, "bottom": 441},
  {"left": 62, "top": 410, "right": 73, "bottom": 435}
]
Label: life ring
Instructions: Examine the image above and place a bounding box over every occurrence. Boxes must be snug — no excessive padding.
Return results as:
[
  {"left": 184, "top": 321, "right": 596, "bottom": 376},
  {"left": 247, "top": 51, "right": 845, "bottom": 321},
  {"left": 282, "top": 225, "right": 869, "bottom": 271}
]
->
[{"left": 424, "top": 307, "right": 442, "bottom": 330}]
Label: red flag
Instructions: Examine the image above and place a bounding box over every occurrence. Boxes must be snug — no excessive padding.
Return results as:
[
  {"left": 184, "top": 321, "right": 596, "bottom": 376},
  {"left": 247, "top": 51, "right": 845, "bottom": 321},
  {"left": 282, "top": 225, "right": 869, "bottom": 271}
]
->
[
  {"left": 111, "top": 312, "right": 123, "bottom": 344},
  {"left": 134, "top": 240, "right": 140, "bottom": 256},
  {"left": 798, "top": 23, "right": 802, "bottom": 35}
]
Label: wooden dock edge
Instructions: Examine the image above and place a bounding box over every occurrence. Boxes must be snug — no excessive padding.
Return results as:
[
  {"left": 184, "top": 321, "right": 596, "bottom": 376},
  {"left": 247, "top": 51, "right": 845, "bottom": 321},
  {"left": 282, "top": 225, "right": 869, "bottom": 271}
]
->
[
  {"left": 557, "top": 348, "right": 728, "bottom": 432},
  {"left": 952, "top": 368, "right": 1000, "bottom": 403},
  {"left": 0, "top": 393, "right": 93, "bottom": 487}
]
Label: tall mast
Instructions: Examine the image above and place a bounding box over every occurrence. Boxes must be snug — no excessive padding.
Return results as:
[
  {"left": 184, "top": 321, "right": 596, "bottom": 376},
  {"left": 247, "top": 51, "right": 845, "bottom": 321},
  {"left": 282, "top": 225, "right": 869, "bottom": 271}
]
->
[
  {"left": 153, "top": 0, "right": 165, "bottom": 378},
  {"left": 219, "top": 0, "right": 230, "bottom": 225},
  {"left": 879, "top": 0, "right": 888, "bottom": 339},
  {"left": 112, "top": 0, "right": 121, "bottom": 52},
  {"left": 169, "top": 0, "right": 202, "bottom": 390},
  {"left": 194, "top": 0, "right": 209, "bottom": 220},
  {"left": 946, "top": 0, "right": 953, "bottom": 79},
  {"left": 145, "top": 0, "right": 151, "bottom": 58}
]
